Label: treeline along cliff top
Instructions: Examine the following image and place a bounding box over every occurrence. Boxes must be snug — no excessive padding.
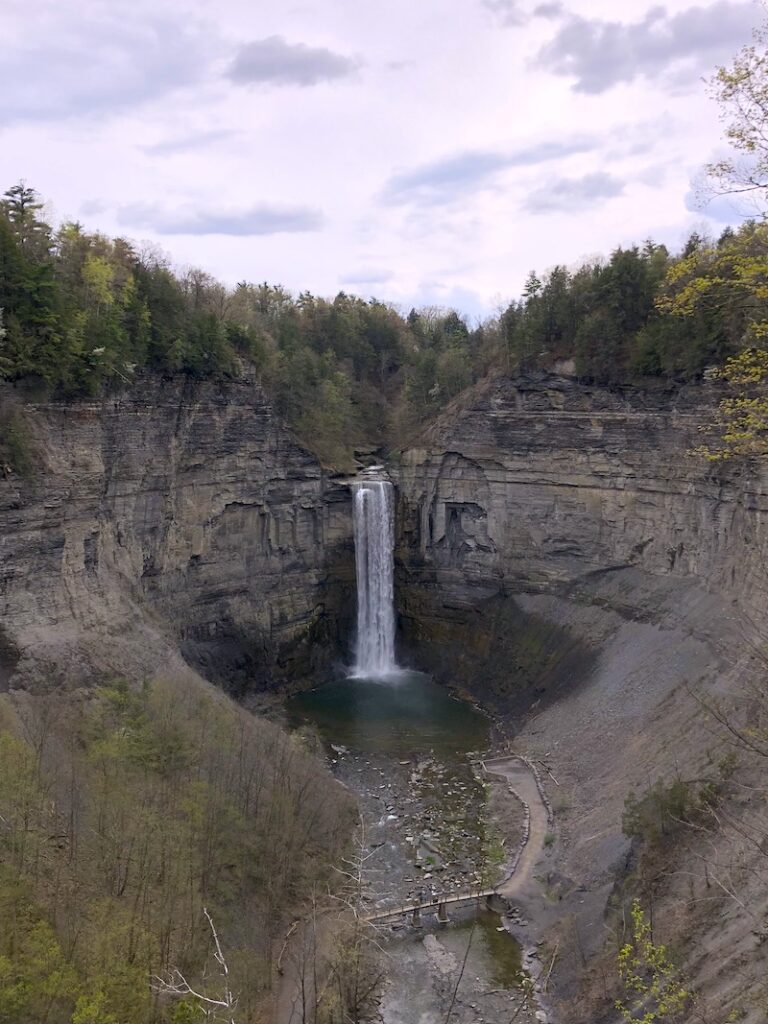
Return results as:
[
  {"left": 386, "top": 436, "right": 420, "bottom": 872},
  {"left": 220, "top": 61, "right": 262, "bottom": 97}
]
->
[{"left": 2, "top": 181, "right": 767, "bottom": 465}]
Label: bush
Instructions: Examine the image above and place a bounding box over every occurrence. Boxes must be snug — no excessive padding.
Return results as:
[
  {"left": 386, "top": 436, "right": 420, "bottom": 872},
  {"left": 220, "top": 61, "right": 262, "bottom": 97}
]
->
[
  {"left": 0, "top": 405, "right": 34, "bottom": 478},
  {"left": 622, "top": 773, "right": 725, "bottom": 847}
]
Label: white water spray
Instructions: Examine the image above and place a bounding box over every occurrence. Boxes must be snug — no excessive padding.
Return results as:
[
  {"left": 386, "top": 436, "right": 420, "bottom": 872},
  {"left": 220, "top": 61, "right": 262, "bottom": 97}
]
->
[{"left": 351, "top": 479, "right": 398, "bottom": 677}]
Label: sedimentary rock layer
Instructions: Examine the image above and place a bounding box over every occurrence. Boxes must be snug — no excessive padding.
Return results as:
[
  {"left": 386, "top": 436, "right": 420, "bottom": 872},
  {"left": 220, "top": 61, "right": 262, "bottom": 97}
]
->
[
  {"left": 395, "top": 373, "right": 768, "bottom": 697},
  {"left": 395, "top": 373, "right": 768, "bottom": 1021},
  {"left": 0, "top": 375, "right": 354, "bottom": 691}
]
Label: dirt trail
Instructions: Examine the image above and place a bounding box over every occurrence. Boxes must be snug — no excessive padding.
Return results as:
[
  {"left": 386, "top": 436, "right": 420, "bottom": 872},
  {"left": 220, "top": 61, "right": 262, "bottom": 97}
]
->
[{"left": 482, "top": 756, "right": 551, "bottom": 900}]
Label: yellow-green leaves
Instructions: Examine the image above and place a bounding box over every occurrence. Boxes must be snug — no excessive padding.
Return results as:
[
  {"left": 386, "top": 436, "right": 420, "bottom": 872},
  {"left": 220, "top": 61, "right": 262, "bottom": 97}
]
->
[
  {"left": 616, "top": 900, "right": 690, "bottom": 1024},
  {"left": 659, "top": 223, "right": 768, "bottom": 459},
  {"left": 81, "top": 254, "right": 115, "bottom": 311},
  {"left": 706, "top": 28, "right": 768, "bottom": 204}
]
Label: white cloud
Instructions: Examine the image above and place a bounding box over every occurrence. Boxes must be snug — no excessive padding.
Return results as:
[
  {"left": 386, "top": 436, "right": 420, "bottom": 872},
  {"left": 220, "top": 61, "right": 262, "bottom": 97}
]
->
[
  {"left": 1, "top": 0, "right": 758, "bottom": 315},
  {"left": 535, "top": 1, "right": 761, "bottom": 94},
  {"left": 118, "top": 201, "right": 324, "bottom": 236}
]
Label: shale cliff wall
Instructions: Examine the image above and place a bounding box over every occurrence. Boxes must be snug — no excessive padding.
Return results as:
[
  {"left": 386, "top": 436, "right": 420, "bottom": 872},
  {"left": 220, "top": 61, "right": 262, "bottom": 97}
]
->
[
  {"left": 0, "top": 376, "right": 354, "bottom": 692},
  {"left": 395, "top": 373, "right": 768, "bottom": 703},
  {"left": 396, "top": 373, "right": 768, "bottom": 1021}
]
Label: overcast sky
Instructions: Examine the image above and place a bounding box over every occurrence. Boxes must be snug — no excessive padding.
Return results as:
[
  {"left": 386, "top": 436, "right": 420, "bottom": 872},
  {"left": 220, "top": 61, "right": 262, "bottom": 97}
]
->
[{"left": 3, "top": 0, "right": 763, "bottom": 319}]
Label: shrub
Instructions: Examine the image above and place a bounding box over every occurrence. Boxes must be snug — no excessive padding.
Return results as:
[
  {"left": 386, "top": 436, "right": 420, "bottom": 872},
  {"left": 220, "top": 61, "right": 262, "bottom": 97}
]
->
[
  {"left": 622, "top": 772, "right": 725, "bottom": 847},
  {"left": 0, "top": 405, "right": 34, "bottom": 479}
]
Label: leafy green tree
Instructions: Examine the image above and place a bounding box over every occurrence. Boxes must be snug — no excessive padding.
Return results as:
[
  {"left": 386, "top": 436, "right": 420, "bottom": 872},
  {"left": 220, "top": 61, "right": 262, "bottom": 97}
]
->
[
  {"left": 660, "top": 221, "right": 768, "bottom": 456},
  {"left": 1, "top": 183, "right": 50, "bottom": 257},
  {"left": 0, "top": 882, "right": 78, "bottom": 1024},
  {"left": 0, "top": 217, "right": 63, "bottom": 383},
  {"left": 616, "top": 899, "right": 690, "bottom": 1024}
]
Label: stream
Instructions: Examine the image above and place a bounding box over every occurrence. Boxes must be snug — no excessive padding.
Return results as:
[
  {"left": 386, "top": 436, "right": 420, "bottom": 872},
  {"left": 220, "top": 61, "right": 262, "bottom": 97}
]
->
[{"left": 286, "top": 670, "right": 536, "bottom": 1024}]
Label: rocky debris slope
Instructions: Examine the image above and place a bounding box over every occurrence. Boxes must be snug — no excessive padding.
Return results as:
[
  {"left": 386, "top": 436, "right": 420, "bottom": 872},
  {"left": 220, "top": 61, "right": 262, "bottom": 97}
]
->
[
  {"left": 0, "top": 375, "right": 354, "bottom": 691},
  {"left": 395, "top": 373, "right": 768, "bottom": 1021}
]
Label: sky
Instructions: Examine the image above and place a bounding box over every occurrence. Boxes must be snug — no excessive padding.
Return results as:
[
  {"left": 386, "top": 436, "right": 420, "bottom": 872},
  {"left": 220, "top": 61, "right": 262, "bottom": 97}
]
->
[{"left": 2, "top": 0, "right": 764, "bottom": 320}]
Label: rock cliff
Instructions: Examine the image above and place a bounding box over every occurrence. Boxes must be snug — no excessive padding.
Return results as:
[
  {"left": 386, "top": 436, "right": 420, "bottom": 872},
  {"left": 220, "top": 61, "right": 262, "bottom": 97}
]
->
[
  {"left": 395, "top": 373, "right": 768, "bottom": 701},
  {"left": 395, "top": 373, "right": 768, "bottom": 1021},
  {"left": 0, "top": 376, "right": 355, "bottom": 692}
]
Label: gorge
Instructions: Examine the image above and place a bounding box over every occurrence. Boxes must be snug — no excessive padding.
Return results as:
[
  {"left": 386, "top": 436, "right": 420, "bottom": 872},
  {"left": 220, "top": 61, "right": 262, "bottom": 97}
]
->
[{"left": 2, "top": 369, "right": 767, "bottom": 1022}]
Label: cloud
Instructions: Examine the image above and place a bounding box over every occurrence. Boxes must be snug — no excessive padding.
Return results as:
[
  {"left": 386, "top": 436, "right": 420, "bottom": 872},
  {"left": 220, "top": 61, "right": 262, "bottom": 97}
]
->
[
  {"left": 340, "top": 269, "right": 395, "bottom": 285},
  {"left": 524, "top": 172, "right": 624, "bottom": 213},
  {"left": 409, "top": 282, "right": 490, "bottom": 321},
  {"left": 142, "top": 130, "right": 237, "bottom": 157},
  {"left": 118, "top": 202, "right": 324, "bottom": 236},
  {"left": 533, "top": 2, "right": 565, "bottom": 18},
  {"left": 382, "top": 136, "right": 597, "bottom": 206},
  {"left": 79, "top": 199, "right": 107, "bottom": 217},
  {"left": 535, "top": 2, "right": 760, "bottom": 94},
  {"left": 684, "top": 188, "right": 753, "bottom": 224},
  {"left": 481, "top": 0, "right": 527, "bottom": 26},
  {"left": 0, "top": 7, "right": 213, "bottom": 124},
  {"left": 227, "top": 36, "right": 359, "bottom": 87}
]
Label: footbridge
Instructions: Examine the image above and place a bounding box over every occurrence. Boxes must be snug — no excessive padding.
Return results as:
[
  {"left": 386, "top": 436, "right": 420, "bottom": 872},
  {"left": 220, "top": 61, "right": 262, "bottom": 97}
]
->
[{"left": 364, "top": 886, "right": 505, "bottom": 925}]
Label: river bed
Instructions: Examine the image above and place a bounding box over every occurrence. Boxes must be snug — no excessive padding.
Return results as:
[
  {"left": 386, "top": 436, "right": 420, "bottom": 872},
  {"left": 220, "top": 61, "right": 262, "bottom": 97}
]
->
[{"left": 286, "top": 670, "right": 537, "bottom": 1024}]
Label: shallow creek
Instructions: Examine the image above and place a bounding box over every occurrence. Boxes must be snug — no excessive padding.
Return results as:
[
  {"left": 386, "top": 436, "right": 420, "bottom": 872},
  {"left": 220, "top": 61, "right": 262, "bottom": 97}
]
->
[{"left": 286, "top": 670, "right": 534, "bottom": 1024}]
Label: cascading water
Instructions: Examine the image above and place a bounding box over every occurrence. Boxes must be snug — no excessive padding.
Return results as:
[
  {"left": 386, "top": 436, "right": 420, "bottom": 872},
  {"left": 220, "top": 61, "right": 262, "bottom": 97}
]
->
[{"left": 350, "top": 479, "right": 398, "bottom": 677}]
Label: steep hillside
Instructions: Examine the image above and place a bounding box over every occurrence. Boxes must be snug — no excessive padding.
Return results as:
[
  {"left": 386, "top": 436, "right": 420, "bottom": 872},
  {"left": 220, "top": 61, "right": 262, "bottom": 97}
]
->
[{"left": 396, "top": 372, "right": 768, "bottom": 1022}]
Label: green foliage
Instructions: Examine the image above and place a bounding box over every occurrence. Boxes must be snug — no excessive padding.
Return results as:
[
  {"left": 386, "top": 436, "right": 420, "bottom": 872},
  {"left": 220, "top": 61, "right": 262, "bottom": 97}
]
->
[
  {"left": 0, "top": 886, "right": 79, "bottom": 1024},
  {"left": 616, "top": 899, "right": 690, "bottom": 1023},
  {"left": 705, "top": 24, "right": 768, "bottom": 206},
  {"left": 660, "top": 222, "right": 768, "bottom": 458},
  {"left": 5, "top": 178, "right": 768, "bottom": 467},
  {"left": 168, "top": 1001, "right": 200, "bottom": 1024},
  {"left": 493, "top": 240, "right": 727, "bottom": 384},
  {"left": 0, "top": 405, "right": 34, "bottom": 478},
  {"left": 71, "top": 991, "right": 120, "bottom": 1024},
  {"left": 622, "top": 772, "right": 724, "bottom": 848},
  {"left": 0, "top": 678, "right": 354, "bottom": 1023}
]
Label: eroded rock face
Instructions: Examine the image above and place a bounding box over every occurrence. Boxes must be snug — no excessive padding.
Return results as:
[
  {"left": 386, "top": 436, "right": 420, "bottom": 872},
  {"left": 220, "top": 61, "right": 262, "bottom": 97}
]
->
[
  {"left": 395, "top": 374, "right": 768, "bottom": 700},
  {"left": 398, "top": 374, "right": 768, "bottom": 602},
  {"left": 0, "top": 376, "right": 354, "bottom": 691},
  {"left": 395, "top": 373, "right": 768, "bottom": 1021}
]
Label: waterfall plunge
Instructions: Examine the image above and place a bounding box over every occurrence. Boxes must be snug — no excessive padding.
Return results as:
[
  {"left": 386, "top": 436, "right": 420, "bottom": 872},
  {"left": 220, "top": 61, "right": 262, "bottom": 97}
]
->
[{"left": 351, "top": 480, "right": 399, "bottom": 678}]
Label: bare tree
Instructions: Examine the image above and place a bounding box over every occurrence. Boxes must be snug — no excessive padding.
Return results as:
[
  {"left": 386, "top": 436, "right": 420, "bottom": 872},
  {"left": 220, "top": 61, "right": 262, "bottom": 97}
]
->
[{"left": 153, "top": 907, "right": 238, "bottom": 1024}]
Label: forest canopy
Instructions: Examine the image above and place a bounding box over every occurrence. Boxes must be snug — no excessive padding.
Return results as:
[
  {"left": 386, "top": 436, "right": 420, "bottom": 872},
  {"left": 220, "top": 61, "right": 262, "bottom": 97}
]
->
[{"left": 1, "top": 182, "right": 765, "bottom": 465}]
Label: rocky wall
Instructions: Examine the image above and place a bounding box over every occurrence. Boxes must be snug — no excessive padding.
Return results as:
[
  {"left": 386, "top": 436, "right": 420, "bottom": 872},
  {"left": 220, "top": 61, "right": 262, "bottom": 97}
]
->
[{"left": 0, "top": 375, "right": 355, "bottom": 692}]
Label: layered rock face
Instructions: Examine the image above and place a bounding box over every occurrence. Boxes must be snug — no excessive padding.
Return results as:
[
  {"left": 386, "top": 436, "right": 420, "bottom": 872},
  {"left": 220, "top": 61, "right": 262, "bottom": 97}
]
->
[
  {"left": 398, "top": 373, "right": 768, "bottom": 600},
  {"left": 395, "top": 373, "right": 768, "bottom": 1020},
  {"left": 396, "top": 373, "right": 768, "bottom": 700},
  {"left": 0, "top": 376, "right": 354, "bottom": 692}
]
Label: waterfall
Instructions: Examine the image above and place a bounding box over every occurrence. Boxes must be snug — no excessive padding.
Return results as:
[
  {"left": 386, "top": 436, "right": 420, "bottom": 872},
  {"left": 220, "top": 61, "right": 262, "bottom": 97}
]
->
[{"left": 351, "top": 479, "right": 398, "bottom": 677}]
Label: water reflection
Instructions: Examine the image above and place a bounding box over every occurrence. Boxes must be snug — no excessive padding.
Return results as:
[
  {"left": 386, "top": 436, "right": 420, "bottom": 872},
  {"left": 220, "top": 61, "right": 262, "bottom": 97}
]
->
[{"left": 287, "top": 671, "right": 489, "bottom": 759}]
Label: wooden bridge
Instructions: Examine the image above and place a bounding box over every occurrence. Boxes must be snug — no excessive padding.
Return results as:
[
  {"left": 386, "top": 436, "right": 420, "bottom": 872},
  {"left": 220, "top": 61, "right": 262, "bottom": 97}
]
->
[{"left": 364, "top": 885, "right": 504, "bottom": 925}]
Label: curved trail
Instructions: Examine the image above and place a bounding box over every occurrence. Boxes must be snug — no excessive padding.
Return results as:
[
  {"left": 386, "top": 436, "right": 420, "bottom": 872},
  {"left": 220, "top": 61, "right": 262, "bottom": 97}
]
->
[{"left": 482, "top": 755, "right": 551, "bottom": 901}]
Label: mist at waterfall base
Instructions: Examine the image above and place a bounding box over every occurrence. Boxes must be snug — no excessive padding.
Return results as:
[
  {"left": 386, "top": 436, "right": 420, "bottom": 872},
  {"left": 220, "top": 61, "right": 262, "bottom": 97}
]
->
[{"left": 349, "top": 479, "right": 402, "bottom": 680}]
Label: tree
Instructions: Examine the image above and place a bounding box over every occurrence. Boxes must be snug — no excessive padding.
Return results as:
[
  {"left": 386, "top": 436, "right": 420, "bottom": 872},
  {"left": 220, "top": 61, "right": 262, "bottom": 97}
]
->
[
  {"left": 660, "top": 16, "right": 768, "bottom": 457},
  {"left": 1, "top": 183, "right": 50, "bottom": 257},
  {"left": 616, "top": 900, "right": 690, "bottom": 1024},
  {"left": 0, "top": 885, "right": 78, "bottom": 1024},
  {"left": 153, "top": 908, "right": 238, "bottom": 1024},
  {"left": 660, "top": 221, "right": 768, "bottom": 456},
  {"left": 705, "top": 24, "right": 768, "bottom": 209}
]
